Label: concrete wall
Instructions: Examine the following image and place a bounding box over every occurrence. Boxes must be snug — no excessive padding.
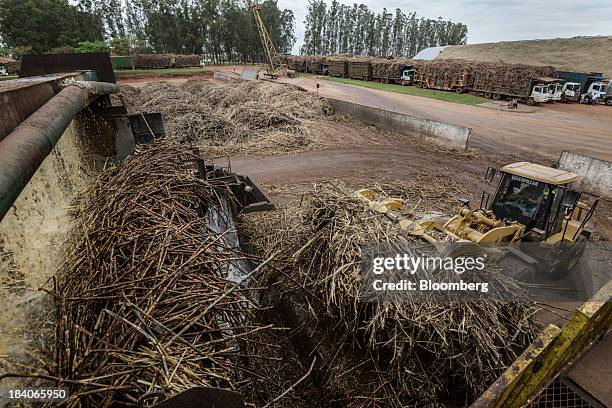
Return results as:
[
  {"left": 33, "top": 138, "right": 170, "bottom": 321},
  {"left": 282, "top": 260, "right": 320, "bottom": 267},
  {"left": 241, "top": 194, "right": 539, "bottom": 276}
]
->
[
  {"left": 0, "top": 116, "right": 101, "bottom": 374},
  {"left": 558, "top": 151, "right": 612, "bottom": 197},
  {"left": 326, "top": 98, "right": 472, "bottom": 149}
]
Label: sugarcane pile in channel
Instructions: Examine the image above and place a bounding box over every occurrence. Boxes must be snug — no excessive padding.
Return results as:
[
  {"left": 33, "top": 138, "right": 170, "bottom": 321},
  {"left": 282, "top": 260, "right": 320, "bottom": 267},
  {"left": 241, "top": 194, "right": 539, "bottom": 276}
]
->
[
  {"left": 121, "top": 79, "right": 332, "bottom": 156},
  {"left": 48, "top": 141, "right": 273, "bottom": 407},
  {"left": 243, "top": 182, "right": 541, "bottom": 407}
]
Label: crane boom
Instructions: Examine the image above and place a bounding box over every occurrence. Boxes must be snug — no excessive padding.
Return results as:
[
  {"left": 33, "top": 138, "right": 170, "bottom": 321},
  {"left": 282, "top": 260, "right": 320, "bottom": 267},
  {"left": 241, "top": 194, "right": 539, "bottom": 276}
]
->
[{"left": 250, "top": 0, "right": 285, "bottom": 78}]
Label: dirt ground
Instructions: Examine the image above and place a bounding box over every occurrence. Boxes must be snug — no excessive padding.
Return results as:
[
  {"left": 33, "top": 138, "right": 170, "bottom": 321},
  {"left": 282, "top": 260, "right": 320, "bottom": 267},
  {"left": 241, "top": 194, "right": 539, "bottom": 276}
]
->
[
  {"left": 274, "top": 75, "right": 612, "bottom": 162},
  {"left": 120, "top": 75, "right": 612, "bottom": 242},
  {"left": 438, "top": 36, "right": 612, "bottom": 79}
]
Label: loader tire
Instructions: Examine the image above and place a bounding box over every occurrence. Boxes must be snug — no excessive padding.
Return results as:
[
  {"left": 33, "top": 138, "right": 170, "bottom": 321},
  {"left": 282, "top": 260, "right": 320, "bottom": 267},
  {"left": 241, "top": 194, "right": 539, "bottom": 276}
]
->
[{"left": 550, "top": 236, "right": 587, "bottom": 280}]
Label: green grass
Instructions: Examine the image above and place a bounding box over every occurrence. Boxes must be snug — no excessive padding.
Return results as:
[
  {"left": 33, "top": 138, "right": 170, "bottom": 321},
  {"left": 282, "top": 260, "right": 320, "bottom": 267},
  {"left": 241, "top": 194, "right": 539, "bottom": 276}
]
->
[
  {"left": 0, "top": 76, "right": 17, "bottom": 81},
  {"left": 305, "top": 74, "right": 488, "bottom": 105},
  {"left": 114, "top": 67, "right": 208, "bottom": 77}
]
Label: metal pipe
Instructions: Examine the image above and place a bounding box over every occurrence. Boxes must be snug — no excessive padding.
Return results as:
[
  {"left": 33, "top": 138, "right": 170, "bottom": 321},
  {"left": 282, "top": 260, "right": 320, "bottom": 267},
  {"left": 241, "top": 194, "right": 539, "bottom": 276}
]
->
[{"left": 0, "top": 81, "right": 119, "bottom": 221}]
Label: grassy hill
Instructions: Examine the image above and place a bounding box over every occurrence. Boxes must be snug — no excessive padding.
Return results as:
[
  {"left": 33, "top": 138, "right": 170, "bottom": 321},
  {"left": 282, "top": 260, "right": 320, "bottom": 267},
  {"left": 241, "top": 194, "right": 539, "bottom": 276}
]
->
[{"left": 437, "top": 36, "right": 612, "bottom": 78}]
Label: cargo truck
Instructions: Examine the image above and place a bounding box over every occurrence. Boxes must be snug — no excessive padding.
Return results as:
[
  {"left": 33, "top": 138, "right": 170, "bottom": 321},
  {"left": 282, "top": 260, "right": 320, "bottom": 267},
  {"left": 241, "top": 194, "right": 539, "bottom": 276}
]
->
[
  {"left": 328, "top": 60, "right": 348, "bottom": 78},
  {"left": 605, "top": 80, "right": 612, "bottom": 106},
  {"left": 471, "top": 70, "right": 554, "bottom": 105},
  {"left": 111, "top": 55, "right": 136, "bottom": 70},
  {"left": 546, "top": 79, "right": 564, "bottom": 102},
  {"left": 584, "top": 81, "right": 607, "bottom": 101},
  {"left": 413, "top": 66, "right": 473, "bottom": 93},
  {"left": 399, "top": 67, "right": 416, "bottom": 85},
  {"left": 557, "top": 71, "right": 605, "bottom": 97},
  {"left": 348, "top": 61, "right": 372, "bottom": 80},
  {"left": 560, "top": 82, "right": 582, "bottom": 102}
]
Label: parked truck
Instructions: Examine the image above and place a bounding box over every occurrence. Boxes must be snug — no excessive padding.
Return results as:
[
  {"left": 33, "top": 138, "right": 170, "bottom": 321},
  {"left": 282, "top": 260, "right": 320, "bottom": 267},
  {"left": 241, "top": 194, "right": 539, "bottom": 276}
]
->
[
  {"left": 471, "top": 69, "right": 555, "bottom": 105},
  {"left": 557, "top": 71, "right": 605, "bottom": 98},
  {"left": 399, "top": 66, "right": 416, "bottom": 85},
  {"left": 348, "top": 61, "right": 372, "bottom": 80},
  {"left": 605, "top": 80, "right": 612, "bottom": 106},
  {"left": 559, "top": 82, "right": 582, "bottom": 102},
  {"left": 546, "top": 79, "right": 564, "bottom": 102},
  {"left": 371, "top": 60, "right": 413, "bottom": 84},
  {"left": 327, "top": 60, "right": 348, "bottom": 78},
  {"left": 413, "top": 63, "right": 473, "bottom": 93}
]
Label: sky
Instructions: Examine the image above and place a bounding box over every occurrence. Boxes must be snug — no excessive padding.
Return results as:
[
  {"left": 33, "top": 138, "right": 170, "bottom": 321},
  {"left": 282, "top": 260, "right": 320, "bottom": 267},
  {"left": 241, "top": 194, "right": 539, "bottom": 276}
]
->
[{"left": 277, "top": 0, "right": 612, "bottom": 54}]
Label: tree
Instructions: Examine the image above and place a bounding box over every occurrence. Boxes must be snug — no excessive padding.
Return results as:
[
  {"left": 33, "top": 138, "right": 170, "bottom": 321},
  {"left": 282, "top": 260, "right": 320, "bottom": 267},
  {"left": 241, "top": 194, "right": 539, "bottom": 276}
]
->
[
  {"left": 48, "top": 46, "right": 76, "bottom": 54},
  {"left": 76, "top": 40, "right": 111, "bottom": 53},
  {"left": 302, "top": 1, "right": 468, "bottom": 57},
  {"left": 110, "top": 37, "right": 131, "bottom": 54},
  {"left": 0, "top": 0, "right": 104, "bottom": 54}
]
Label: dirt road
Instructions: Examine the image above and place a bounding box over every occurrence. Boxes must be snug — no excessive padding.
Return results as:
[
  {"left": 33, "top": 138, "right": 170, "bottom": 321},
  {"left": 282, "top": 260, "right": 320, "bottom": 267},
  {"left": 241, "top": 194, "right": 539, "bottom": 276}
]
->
[{"left": 277, "top": 76, "right": 612, "bottom": 162}]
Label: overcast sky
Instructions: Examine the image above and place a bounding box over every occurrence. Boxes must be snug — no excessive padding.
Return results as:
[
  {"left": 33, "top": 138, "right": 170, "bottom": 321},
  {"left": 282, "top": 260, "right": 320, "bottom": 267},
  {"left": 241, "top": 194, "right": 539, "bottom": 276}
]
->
[{"left": 277, "top": 0, "right": 612, "bottom": 54}]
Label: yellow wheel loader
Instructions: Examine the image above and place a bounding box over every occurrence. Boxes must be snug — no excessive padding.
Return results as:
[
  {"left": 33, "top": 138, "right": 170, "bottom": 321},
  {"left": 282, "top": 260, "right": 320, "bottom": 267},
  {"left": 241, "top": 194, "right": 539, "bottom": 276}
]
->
[{"left": 357, "top": 162, "right": 600, "bottom": 279}]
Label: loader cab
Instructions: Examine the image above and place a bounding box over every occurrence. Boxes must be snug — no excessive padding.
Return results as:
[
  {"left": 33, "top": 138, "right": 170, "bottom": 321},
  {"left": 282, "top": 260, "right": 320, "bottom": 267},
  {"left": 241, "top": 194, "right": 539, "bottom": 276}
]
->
[{"left": 489, "top": 162, "right": 582, "bottom": 238}]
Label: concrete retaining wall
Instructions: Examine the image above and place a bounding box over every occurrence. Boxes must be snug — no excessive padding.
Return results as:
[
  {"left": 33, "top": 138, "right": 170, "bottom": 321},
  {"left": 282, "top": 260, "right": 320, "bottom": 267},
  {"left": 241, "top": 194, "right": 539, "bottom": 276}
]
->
[
  {"left": 558, "top": 151, "right": 612, "bottom": 197},
  {"left": 326, "top": 98, "right": 472, "bottom": 149}
]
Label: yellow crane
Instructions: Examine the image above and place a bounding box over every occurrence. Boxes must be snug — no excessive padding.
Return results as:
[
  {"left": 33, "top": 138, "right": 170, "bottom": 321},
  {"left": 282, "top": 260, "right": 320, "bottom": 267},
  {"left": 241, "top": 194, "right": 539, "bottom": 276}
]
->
[{"left": 249, "top": 0, "right": 286, "bottom": 78}]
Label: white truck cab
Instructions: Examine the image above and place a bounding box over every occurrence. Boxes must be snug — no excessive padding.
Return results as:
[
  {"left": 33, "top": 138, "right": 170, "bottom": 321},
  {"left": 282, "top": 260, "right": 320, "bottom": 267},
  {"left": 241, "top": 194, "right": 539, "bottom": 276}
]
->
[
  {"left": 561, "top": 82, "right": 581, "bottom": 101},
  {"left": 548, "top": 83, "right": 563, "bottom": 102},
  {"left": 531, "top": 84, "right": 551, "bottom": 103},
  {"left": 586, "top": 82, "right": 607, "bottom": 100},
  {"left": 400, "top": 69, "right": 415, "bottom": 85}
]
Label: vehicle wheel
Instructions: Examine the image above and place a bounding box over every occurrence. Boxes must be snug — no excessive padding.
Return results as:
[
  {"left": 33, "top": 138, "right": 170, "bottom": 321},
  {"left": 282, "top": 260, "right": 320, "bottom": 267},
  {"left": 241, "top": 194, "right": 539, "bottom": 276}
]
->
[
  {"left": 606, "top": 98, "right": 612, "bottom": 106},
  {"left": 493, "top": 93, "right": 501, "bottom": 100},
  {"left": 455, "top": 87, "right": 464, "bottom": 94},
  {"left": 550, "top": 236, "right": 587, "bottom": 280},
  {"left": 416, "top": 82, "right": 423, "bottom": 88},
  {"left": 526, "top": 97, "right": 535, "bottom": 106},
  {"left": 560, "top": 93, "right": 567, "bottom": 102},
  {"left": 484, "top": 92, "right": 492, "bottom": 99}
]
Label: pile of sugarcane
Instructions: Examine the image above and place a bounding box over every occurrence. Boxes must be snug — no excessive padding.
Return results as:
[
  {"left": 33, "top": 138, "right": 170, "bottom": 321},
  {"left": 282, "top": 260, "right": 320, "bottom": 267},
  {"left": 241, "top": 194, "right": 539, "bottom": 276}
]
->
[
  {"left": 121, "top": 79, "right": 332, "bottom": 156},
  {"left": 48, "top": 141, "right": 274, "bottom": 406},
  {"left": 371, "top": 57, "right": 417, "bottom": 81},
  {"left": 243, "top": 182, "right": 541, "bottom": 407},
  {"left": 471, "top": 61, "right": 557, "bottom": 95}
]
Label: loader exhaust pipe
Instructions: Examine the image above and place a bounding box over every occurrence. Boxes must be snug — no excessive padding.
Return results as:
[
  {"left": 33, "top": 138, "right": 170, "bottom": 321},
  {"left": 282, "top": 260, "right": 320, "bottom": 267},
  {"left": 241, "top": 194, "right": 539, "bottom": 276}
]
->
[{"left": 0, "top": 81, "right": 119, "bottom": 221}]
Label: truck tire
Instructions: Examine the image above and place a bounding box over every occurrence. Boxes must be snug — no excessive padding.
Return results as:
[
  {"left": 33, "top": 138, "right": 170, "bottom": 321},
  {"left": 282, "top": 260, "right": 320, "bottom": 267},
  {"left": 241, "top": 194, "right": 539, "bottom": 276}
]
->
[
  {"left": 455, "top": 87, "right": 465, "bottom": 94},
  {"left": 416, "top": 82, "right": 423, "bottom": 88},
  {"left": 484, "top": 92, "right": 492, "bottom": 99},
  {"left": 493, "top": 93, "right": 501, "bottom": 100},
  {"left": 526, "top": 97, "right": 535, "bottom": 106},
  {"left": 606, "top": 98, "right": 612, "bottom": 106}
]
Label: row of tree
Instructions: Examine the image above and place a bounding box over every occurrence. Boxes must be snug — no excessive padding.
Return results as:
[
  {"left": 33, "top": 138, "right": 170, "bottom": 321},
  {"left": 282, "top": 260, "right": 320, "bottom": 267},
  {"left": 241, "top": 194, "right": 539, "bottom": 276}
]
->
[
  {"left": 0, "top": 0, "right": 296, "bottom": 63},
  {"left": 301, "top": 0, "right": 468, "bottom": 58}
]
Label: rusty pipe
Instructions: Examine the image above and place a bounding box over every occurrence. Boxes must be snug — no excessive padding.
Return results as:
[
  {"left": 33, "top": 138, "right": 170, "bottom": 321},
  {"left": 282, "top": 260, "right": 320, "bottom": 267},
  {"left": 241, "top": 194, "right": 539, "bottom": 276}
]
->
[{"left": 0, "top": 81, "right": 119, "bottom": 221}]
